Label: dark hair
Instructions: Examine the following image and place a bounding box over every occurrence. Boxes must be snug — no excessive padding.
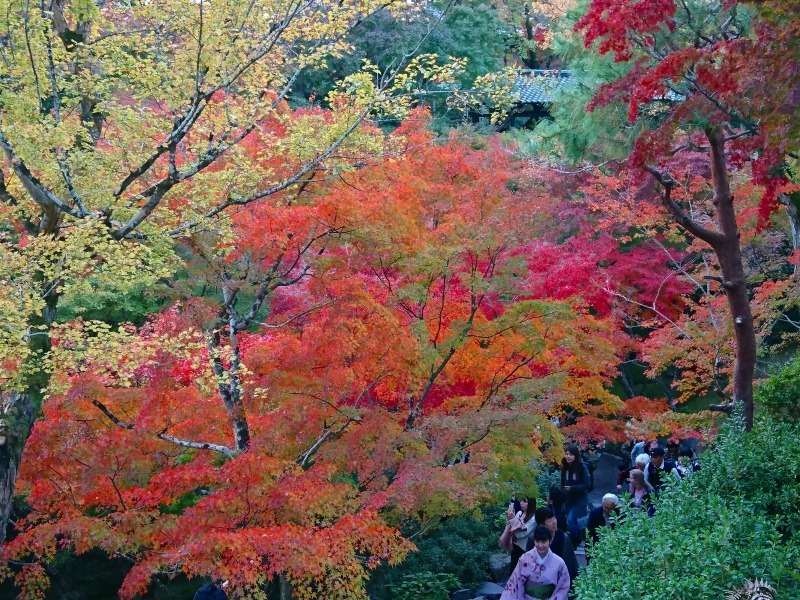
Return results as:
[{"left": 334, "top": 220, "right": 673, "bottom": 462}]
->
[
  {"left": 650, "top": 447, "right": 666, "bottom": 457},
  {"left": 513, "top": 497, "right": 536, "bottom": 522},
  {"left": 679, "top": 448, "right": 694, "bottom": 458},
  {"left": 534, "top": 507, "right": 555, "bottom": 525},
  {"left": 667, "top": 440, "right": 680, "bottom": 449},
  {"left": 533, "top": 525, "right": 553, "bottom": 542},
  {"left": 561, "top": 444, "right": 584, "bottom": 473},
  {"left": 522, "top": 497, "right": 536, "bottom": 522},
  {"left": 548, "top": 485, "right": 566, "bottom": 507}
]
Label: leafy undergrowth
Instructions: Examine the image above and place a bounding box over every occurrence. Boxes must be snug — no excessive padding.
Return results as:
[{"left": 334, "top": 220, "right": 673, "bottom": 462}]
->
[{"left": 577, "top": 415, "right": 800, "bottom": 600}]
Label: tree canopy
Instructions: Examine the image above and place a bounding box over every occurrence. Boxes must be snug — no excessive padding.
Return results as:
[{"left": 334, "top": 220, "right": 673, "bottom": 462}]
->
[{"left": 1, "top": 0, "right": 799, "bottom": 597}]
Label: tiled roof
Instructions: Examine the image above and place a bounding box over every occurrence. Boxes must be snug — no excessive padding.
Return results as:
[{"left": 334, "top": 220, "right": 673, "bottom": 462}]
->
[
  {"left": 510, "top": 69, "right": 685, "bottom": 105},
  {"left": 512, "top": 69, "right": 575, "bottom": 104}
]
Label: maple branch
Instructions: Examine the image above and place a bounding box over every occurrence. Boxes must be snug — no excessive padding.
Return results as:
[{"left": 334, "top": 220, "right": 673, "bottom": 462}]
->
[
  {"left": 114, "top": 100, "right": 208, "bottom": 199},
  {"left": 776, "top": 313, "right": 800, "bottom": 331},
  {"left": 650, "top": 238, "right": 725, "bottom": 333},
  {"left": 297, "top": 425, "right": 346, "bottom": 469},
  {"left": 452, "top": 420, "right": 498, "bottom": 462},
  {"left": 431, "top": 271, "right": 449, "bottom": 348},
  {"left": 0, "top": 130, "right": 83, "bottom": 231},
  {"left": 156, "top": 432, "right": 235, "bottom": 459},
  {"left": 602, "top": 278, "right": 693, "bottom": 340},
  {"left": 114, "top": 180, "right": 172, "bottom": 239},
  {"left": 91, "top": 399, "right": 235, "bottom": 458},
  {"left": 296, "top": 378, "right": 382, "bottom": 468},
  {"left": 293, "top": 392, "right": 354, "bottom": 421},
  {"left": 406, "top": 293, "right": 482, "bottom": 431},
  {"left": 166, "top": 0, "right": 451, "bottom": 237},
  {"left": 115, "top": 50, "right": 306, "bottom": 235},
  {"left": 259, "top": 300, "right": 334, "bottom": 329},
  {"left": 644, "top": 165, "right": 724, "bottom": 247},
  {"left": 23, "top": 0, "right": 43, "bottom": 108},
  {"left": 108, "top": 472, "right": 128, "bottom": 511},
  {"left": 91, "top": 399, "right": 133, "bottom": 430},
  {"left": 38, "top": 2, "right": 93, "bottom": 220},
  {"left": 549, "top": 160, "right": 614, "bottom": 175},
  {"left": 478, "top": 352, "right": 541, "bottom": 410},
  {"left": 407, "top": 516, "right": 442, "bottom": 541},
  {"left": 213, "top": 105, "right": 376, "bottom": 211}
]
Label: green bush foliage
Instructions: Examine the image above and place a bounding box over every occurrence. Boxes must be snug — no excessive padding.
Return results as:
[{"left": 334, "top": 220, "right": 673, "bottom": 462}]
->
[
  {"left": 755, "top": 355, "right": 800, "bottom": 423},
  {"left": 386, "top": 572, "right": 460, "bottom": 600},
  {"left": 368, "top": 512, "right": 498, "bottom": 599},
  {"left": 576, "top": 417, "right": 800, "bottom": 600}
]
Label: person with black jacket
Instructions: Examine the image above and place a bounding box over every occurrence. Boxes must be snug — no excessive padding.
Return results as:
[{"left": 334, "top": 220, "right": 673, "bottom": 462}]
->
[
  {"left": 547, "top": 486, "right": 568, "bottom": 533},
  {"left": 560, "top": 444, "right": 591, "bottom": 545},
  {"left": 587, "top": 494, "right": 621, "bottom": 549},
  {"left": 644, "top": 447, "right": 680, "bottom": 491}
]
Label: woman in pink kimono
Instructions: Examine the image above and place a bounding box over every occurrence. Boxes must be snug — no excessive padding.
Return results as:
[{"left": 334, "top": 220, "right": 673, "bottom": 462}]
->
[{"left": 500, "top": 525, "right": 570, "bottom": 600}]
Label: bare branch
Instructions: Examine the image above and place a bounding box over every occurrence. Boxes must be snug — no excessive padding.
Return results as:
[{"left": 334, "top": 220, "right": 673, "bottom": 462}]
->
[
  {"left": 259, "top": 299, "right": 334, "bottom": 329},
  {"left": 703, "top": 275, "right": 734, "bottom": 289},
  {"left": 601, "top": 277, "right": 693, "bottom": 340},
  {"left": 156, "top": 432, "right": 234, "bottom": 459},
  {"left": 90, "top": 399, "right": 133, "bottom": 430},
  {"left": 91, "top": 399, "right": 235, "bottom": 458},
  {"left": 296, "top": 378, "right": 383, "bottom": 467}
]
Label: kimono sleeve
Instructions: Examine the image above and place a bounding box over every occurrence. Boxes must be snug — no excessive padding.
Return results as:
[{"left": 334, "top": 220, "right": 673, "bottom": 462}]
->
[
  {"left": 552, "top": 558, "right": 571, "bottom": 600},
  {"left": 499, "top": 561, "right": 529, "bottom": 600}
]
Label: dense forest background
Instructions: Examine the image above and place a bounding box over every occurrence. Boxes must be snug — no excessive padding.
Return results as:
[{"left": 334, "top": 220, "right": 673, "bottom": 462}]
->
[{"left": 0, "top": 0, "right": 798, "bottom": 597}]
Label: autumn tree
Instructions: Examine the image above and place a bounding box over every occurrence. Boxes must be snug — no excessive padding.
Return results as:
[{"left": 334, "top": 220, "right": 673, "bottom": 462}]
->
[
  {"left": 552, "top": 0, "right": 800, "bottom": 429},
  {"left": 2, "top": 120, "right": 627, "bottom": 597},
  {"left": 0, "top": 0, "right": 473, "bottom": 550},
  {"left": 491, "top": 0, "right": 576, "bottom": 68}
]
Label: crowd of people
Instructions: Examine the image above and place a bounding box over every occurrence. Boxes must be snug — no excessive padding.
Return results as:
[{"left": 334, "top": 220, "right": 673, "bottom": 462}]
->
[{"left": 498, "top": 438, "right": 699, "bottom": 600}]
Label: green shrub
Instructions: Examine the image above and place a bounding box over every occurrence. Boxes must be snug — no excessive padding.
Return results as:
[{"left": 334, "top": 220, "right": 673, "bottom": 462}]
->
[
  {"left": 755, "top": 355, "right": 800, "bottom": 423},
  {"left": 368, "top": 512, "right": 498, "bottom": 599},
  {"left": 535, "top": 463, "right": 562, "bottom": 504},
  {"left": 386, "top": 572, "right": 460, "bottom": 600},
  {"left": 691, "top": 417, "right": 800, "bottom": 537},
  {"left": 576, "top": 417, "right": 800, "bottom": 600}
]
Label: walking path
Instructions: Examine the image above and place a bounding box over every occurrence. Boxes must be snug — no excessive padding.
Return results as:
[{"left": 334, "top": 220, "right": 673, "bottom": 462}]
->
[{"left": 589, "top": 451, "right": 624, "bottom": 506}]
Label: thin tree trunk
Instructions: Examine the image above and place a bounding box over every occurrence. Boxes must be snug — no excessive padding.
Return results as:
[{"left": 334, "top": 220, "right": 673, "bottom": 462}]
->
[
  {"left": 780, "top": 193, "right": 800, "bottom": 251},
  {"left": 656, "top": 377, "right": 677, "bottom": 410},
  {"left": 618, "top": 364, "right": 636, "bottom": 399},
  {"left": 279, "top": 572, "right": 292, "bottom": 600},
  {"left": 707, "top": 128, "right": 757, "bottom": 431},
  {"left": 523, "top": 5, "right": 538, "bottom": 69}
]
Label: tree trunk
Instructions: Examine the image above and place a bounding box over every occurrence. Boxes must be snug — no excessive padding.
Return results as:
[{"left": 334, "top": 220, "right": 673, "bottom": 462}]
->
[
  {"left": 0, "top": 284, "right": 59, "bottom": 544},
  {"left": 618, "top": 364, "right": 636, "bottom": 399},
  {"left": 208, "top": 328, "right": 251, "bottom": 453},
  {"left": 780, "top": 192, "right": 800, "bottom": 251},
  {"left": 279, "top": 572, "right": 292, "bottom": 600},
  {"left": 707, "top": 128, "right": 757, "bottom": 431},
  {"left": 0, "top": 391, "right": 38, "bottom": 544}
]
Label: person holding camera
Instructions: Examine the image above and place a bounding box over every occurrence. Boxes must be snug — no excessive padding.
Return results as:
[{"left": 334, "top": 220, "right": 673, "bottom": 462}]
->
[{"left": 499, "top": 497, "right": 537, "bottom": 573}]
